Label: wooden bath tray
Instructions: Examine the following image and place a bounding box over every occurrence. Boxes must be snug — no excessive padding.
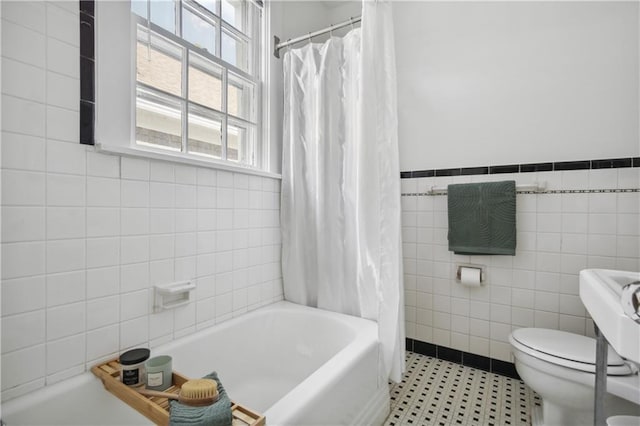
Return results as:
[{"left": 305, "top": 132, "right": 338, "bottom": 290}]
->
[{"left": 92, "top": 359, "right": 265, "bottom": 426}]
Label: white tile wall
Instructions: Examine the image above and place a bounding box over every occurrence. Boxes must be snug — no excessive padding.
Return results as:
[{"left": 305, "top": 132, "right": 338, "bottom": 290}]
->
[
  {"left": 402, "top": 169, "right": 640, "bottom": 362},
  {"left": 1, "top": 1, "right": 283, "bottom": 401}
]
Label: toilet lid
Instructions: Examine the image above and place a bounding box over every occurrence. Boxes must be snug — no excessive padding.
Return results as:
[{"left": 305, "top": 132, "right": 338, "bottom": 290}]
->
[{"left": 511, "top": 328, "right": 627, "bottom": 368}]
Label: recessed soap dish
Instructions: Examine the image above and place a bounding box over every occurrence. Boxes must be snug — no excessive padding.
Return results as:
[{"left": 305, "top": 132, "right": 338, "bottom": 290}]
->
[{"left": 153, "top": 281, "right": 196, "bottom": 312}]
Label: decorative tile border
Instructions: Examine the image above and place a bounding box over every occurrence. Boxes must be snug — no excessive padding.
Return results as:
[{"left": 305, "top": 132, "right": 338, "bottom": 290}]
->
[
  {"left": 406, "top": 338, "right": 521, "bottom": 380},
  {"left": 402, "top": 188, "right": 640, "bottom": 197},
  {"left": 79, "top": 0, "right": 95, "bottom": 145},
  {"left": 401, "top": 157, "right": 640, "bottom": 179}
]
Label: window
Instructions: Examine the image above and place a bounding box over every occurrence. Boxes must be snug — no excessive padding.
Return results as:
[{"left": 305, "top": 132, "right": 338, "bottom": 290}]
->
[
  {"left": 132, "top": 0, "right": 261, "bottom": 166},
  {"left": 95, "top": 0, "right": 266, "bottom": 171}
]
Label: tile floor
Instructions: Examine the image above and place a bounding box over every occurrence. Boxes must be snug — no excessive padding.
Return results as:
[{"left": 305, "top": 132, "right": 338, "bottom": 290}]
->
[{"left": 385, "top": 351, "right": 541, "bottom": 426}]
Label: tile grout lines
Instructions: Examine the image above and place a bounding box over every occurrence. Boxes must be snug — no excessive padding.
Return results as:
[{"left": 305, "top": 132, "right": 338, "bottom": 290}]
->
[{"left": 385, "top": 352, "right": 541, "bottom": 426}]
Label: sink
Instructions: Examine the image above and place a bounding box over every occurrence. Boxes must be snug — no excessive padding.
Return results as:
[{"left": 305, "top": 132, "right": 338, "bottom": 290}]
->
[{"left": 580, "top": 269, "right": 640, "bottom": 364}]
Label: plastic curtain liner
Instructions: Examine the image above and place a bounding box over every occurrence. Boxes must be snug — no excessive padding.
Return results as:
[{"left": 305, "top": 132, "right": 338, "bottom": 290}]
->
[{"left": 281, "top": 0, "right": 405, "bottom": 383}]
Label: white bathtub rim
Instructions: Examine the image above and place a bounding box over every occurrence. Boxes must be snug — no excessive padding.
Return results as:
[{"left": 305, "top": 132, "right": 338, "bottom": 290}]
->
[
  {"left": 262, "top": 302, "right": 381, "bottom": 424},
  {"left": 2, "top": 374, "right": 91, "bottom": 418},
  {"left": 264, "top": 335, "right": 379, "bottom": 424},
  {"left": 2, "top": 301, "right": 381, "bottom": 425},
  {"left": 1, "top": 302, "right": 303, "bottom": 411},
  {"left": 1, "top": 372, "right": 151, "bottom": 425},
  {"left": 153, "top": 300, "right": 374, "bottom": 355}
]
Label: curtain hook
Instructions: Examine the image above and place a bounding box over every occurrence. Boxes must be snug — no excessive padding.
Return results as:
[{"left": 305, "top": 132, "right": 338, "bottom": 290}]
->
[
  {"left": 350, "top": 17, "right": 355, "bottom": 30},
  {"left": 329, "top": 24, "right": 334, "bottom": 37},
  {"left": 308, "top": 32, "right": 312, "bottom": 43}
]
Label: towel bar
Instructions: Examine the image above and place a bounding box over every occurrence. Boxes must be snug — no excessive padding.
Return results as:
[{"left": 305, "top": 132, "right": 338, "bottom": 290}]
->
[{"left": 429, "top": 182, "right": 546, "bottom": 195}]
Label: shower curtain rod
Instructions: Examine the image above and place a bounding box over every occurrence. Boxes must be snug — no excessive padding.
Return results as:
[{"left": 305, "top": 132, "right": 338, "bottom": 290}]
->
[{"left": 273, "top": 15, "right": 362, "bottom": 58}]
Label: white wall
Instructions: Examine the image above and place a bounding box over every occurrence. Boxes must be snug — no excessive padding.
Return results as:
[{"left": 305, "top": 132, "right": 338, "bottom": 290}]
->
[
  {"left": 279, "top": 1, "right": 331, "bottom": 41},
  {"left": 1, "top": 1, "right": 283, "bottom": 400},
  {"left": 267, "top": 1, "right": 284, "bottom": 174},
  {"left": 325, "top": 1, "right": 360, "bottom": 28},
  {"left": 394, "top": 1, "right": 640, "bottom": 170},
  {"left": 267, "top": 1, "right": 335, "bottom": 174},
  {"left": 276, "top": 1, "right": 639, "bottom": 170}
]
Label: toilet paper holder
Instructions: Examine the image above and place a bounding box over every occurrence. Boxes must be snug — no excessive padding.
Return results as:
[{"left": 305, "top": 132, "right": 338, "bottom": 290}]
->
[{"left": 456, "top": 264, "right": 485, "bottom": 283}]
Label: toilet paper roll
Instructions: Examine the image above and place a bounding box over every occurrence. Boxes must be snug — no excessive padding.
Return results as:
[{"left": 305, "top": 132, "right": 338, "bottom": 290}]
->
[{"left": 460, "top": 267, "right": 481, "bottom": 287}]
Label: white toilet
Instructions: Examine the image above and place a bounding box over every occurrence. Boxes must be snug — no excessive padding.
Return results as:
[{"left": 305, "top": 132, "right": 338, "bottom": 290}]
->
[{"left": 509, "top": 328, "right": 640, "bottom": 426}]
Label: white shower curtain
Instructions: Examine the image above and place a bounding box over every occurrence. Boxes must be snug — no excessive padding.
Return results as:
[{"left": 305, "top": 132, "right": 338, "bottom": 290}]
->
[{"left": 281, "top": 0, "right": 405, "bottom": 383}]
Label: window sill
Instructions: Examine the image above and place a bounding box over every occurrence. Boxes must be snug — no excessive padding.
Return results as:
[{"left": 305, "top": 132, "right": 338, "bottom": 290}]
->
[{"left": 96, "top": 143, "right": 282, "bottom": 179}]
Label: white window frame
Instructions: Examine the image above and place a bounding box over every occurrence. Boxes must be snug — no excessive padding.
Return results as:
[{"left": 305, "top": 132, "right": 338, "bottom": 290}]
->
[{"left": 94, "top": 0, "right": 277, "bottom": 177}]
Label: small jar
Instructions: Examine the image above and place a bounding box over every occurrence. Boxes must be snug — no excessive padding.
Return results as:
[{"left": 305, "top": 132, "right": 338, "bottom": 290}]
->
[{"left": 119, "top": 348, "right": 150, "bottom": 387}]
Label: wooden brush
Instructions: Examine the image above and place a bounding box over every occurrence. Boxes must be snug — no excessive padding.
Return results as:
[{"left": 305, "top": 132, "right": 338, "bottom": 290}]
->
[{"left": 137, "top": 378, "right": 219, "bottom": 407}]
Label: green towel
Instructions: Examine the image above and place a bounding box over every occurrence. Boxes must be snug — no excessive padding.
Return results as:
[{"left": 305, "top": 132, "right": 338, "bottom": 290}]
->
[
  {"left": 447, "top": 180, "right": 516, "bottom": 255},
  {"left": 169, "top": 372, "right": 232, "bottom": 426}
]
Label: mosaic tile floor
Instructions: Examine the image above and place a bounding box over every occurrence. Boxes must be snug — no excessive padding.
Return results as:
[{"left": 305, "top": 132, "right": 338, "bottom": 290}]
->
[{"left": 385, "top": 351, "right": 541, "bottom": 426}]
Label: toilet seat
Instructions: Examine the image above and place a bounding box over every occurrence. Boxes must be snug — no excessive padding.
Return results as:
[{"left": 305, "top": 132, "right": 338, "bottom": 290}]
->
[{"left": 510, "top": 328, "right": 636, "bottom": 376}]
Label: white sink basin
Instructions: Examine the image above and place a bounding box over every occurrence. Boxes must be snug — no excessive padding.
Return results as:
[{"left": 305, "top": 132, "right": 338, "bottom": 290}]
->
[{"left": 580, "top": 269, "right": 640, "bottom": 364}]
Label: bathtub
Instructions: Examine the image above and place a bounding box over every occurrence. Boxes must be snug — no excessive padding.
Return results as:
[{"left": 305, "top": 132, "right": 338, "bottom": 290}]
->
[{"left": 2, "top": 301, "right": 390, "bottom": 425}]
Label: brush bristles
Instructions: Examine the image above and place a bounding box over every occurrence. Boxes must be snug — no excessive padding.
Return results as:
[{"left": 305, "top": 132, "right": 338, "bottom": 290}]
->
[{"left": 180, "top": 378, "right": 218, "bottom": 399}]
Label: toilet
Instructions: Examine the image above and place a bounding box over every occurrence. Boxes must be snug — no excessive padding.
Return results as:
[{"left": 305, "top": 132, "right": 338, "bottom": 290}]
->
[{"left": 509, "top": 328, "right": 640, "bottom": 426}]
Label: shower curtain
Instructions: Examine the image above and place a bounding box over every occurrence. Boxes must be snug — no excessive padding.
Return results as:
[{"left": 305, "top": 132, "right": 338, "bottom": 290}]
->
[{"left": 281, "top": 0, "right": 405, "bottom": 382}]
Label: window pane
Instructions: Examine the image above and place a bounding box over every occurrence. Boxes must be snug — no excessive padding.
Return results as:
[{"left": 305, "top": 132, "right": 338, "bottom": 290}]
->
[
  {"left": 194, "top": 0, "right": 217, "bottom": 14},
  {"left": 221, "top": 28, "right": 247, "bottom": 71},
  {"left": 132, "top": 2, "right": 262, "bottom": 167},
  {"left": 222, "top": 0, "right": 244, "bottom": 31},
  {"left": 227, "top": 119, "right": 254, "bottom": 165},
  {"left": 227, "top": 72, "right": 255, "bottom": 121},
  {"left": 182, "top": 7, "right": 216, "bottom": 54},
  {"left": 136, "top": 88, "right": 183, "bottom": 152},
  {"left": 150, "top": 0, "right": 176, "bottom": 34},
  {"left": 137, "top": 27, "right": 183, "bottom": 96},
  {"left": 132, "top": 0, "right": 147, "bottom": 19},
  {"left": 189, "top": 53, "right": 223, "bottom": 111},
  {"left": 188, "top": 104, "right": 222, "bottom": 159}
]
